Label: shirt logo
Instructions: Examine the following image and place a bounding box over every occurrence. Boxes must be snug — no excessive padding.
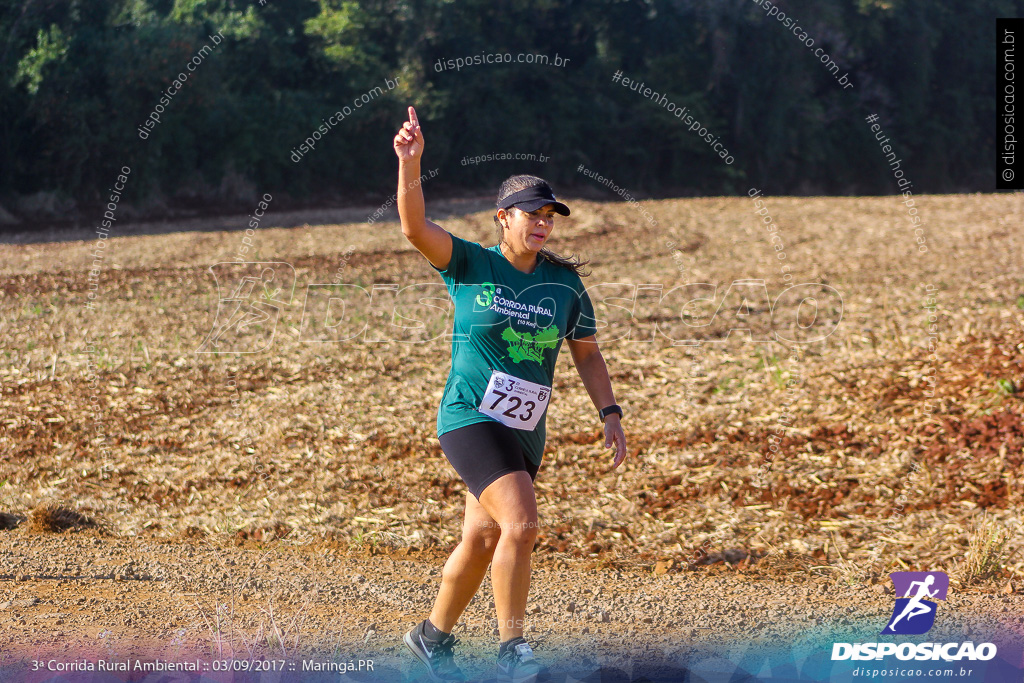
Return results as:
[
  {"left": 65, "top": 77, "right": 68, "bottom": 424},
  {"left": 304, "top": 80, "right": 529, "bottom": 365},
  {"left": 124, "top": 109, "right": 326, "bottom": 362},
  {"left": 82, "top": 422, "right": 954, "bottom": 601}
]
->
[
  {"left": 475, "top": 282, "right": 496, "bottom": 307},
  {"left": 502, "top": 325, "right": 559, "bottom": 364}
]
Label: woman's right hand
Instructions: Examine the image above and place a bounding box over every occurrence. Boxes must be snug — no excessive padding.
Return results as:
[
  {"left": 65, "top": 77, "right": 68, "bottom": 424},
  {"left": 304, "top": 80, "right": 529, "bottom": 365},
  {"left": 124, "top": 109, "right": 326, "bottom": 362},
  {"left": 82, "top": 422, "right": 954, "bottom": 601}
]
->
[{"left": 393, "top": 105, "right": 424, "bottom": 162}]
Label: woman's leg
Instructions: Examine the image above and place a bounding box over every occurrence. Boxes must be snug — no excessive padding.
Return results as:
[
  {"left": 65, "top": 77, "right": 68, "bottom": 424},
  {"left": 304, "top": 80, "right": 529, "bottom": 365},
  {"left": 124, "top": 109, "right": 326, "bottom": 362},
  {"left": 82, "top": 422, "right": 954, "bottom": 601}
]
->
[
  {"left": 427, "top": 491, "right": 503, "bottom": 633},
  {"left": 476, "top": 471, "right": 538, "bottom": 642}
]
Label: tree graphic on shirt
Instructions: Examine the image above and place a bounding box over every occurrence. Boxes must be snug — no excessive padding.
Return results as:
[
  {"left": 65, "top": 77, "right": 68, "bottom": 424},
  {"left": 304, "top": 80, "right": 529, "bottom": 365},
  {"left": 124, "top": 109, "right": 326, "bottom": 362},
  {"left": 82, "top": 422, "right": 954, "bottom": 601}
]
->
[{"left": 501, "top": 324, "right": 560, "bottom": 364}]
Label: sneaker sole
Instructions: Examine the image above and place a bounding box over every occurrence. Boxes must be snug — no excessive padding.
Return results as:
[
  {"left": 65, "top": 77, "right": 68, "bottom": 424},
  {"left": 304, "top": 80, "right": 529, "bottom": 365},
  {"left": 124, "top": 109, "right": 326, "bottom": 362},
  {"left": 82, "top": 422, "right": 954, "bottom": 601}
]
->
[{"left": 403, "top": 631, "right": 437, "bottom": 680}]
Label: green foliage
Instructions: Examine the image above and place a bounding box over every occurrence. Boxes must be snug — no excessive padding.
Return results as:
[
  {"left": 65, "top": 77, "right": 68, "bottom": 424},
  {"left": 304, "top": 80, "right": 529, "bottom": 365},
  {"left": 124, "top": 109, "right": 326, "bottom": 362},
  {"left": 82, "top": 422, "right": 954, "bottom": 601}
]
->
[
  {"left": 712, "top": 377, "right": 739, "bottom": 395},
  {"left": 0, "top": 0, "right": 1015, "bottom": 215},
  {"left": 13, "top": 25, "right": 70, "bottom": 95},
  {"left": 756, "top": 353, "right": 787, "bottom": 389},
  {"left": 995, "top": 378, "right": 1017, "bottom": 396},
  {"left": 305, "top": 1, "right": 384, "bottom": 73}
]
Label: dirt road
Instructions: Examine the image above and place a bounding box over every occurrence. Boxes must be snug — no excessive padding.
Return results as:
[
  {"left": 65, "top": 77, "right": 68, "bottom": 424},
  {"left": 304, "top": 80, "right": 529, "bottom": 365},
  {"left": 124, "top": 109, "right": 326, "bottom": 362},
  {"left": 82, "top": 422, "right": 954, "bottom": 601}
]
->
[{"left": 1, "top": 531, "right": 1021, "bottom": 681}]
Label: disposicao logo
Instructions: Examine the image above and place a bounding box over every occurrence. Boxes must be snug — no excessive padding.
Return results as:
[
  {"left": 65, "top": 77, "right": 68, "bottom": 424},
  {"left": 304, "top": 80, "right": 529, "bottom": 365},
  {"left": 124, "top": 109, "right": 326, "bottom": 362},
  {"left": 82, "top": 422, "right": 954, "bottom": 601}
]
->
[
  {"left": 882, "top": 571, "right": 948, "bottom": 635},
  {"left": 831, "top": 571, "right": 997, "bottom": 662}
]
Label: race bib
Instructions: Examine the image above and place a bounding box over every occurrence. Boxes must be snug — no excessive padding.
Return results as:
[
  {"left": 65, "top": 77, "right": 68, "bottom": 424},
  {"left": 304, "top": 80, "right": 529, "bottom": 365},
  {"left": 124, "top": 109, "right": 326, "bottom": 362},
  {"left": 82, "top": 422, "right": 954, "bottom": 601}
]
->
[{"left": 478, "top": 370, "right": 552, "bottom": 431}]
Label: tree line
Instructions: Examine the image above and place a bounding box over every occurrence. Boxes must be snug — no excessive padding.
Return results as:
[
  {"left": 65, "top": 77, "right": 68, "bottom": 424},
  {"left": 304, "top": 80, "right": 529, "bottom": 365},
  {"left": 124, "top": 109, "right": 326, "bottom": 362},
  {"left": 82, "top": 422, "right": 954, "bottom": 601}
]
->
[{"left": 0, "top": 0, "right": 1017, "bottom": 224}]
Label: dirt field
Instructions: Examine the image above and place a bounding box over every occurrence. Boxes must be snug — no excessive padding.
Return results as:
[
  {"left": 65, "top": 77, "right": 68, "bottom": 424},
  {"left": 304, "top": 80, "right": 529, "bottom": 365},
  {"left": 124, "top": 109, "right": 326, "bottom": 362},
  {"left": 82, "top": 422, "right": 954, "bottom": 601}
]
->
[{"left": 1, "top": 193, "right": 1022, "bottom": 678}]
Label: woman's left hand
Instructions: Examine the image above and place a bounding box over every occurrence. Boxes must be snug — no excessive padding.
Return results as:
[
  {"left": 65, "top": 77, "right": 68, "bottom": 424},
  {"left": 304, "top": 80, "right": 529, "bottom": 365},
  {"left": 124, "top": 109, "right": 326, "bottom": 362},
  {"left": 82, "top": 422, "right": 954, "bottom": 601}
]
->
[{"left": 604, "top": 415, "right": 627, "bottom": 469}]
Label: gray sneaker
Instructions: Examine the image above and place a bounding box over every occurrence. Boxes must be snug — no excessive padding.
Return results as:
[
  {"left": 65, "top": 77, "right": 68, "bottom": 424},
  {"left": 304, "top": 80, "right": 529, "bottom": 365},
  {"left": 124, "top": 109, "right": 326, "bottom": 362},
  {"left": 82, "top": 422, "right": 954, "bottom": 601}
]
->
[
  {"left": 496, "top": 637, "right": 544, "bottom": 683},
  {"left": 403, "top": 620, "right": 468, "bottom": 682}
]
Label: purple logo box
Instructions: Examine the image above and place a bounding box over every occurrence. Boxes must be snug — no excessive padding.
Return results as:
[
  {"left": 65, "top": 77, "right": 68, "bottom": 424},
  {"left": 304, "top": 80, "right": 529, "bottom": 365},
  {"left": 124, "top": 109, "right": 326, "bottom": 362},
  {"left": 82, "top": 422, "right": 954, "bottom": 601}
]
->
[{"left": 890, "top": 571, "right": 949, "bottom": 600}]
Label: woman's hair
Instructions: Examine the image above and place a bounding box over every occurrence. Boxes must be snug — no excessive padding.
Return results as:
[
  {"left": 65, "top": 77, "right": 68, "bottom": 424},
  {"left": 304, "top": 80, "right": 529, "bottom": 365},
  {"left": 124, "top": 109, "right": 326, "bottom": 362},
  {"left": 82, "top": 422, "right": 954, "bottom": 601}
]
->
[{"left": 494, "top": 174, "right": 590, "bottom": 277}]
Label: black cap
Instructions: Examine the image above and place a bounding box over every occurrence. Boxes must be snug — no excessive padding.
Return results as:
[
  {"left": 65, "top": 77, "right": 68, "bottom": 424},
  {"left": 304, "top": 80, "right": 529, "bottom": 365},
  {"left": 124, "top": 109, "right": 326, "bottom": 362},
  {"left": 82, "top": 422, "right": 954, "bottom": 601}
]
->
[{"left": 497, "top": 186, "right": 570, "bottom": 216}]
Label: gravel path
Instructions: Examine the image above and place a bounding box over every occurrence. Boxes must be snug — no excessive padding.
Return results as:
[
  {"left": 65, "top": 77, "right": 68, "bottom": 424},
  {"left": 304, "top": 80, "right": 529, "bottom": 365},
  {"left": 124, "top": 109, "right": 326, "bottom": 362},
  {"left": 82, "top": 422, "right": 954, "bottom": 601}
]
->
[{"left": 1, "top": 533, "right": 1021, "bottom": 681}]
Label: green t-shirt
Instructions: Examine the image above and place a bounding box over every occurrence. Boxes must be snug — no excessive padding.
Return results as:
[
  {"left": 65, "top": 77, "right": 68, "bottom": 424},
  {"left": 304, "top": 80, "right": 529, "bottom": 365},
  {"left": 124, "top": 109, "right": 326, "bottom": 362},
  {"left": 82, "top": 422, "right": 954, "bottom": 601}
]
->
[{"left": 431, "top": 233, "right": 598, "bottom": 466}]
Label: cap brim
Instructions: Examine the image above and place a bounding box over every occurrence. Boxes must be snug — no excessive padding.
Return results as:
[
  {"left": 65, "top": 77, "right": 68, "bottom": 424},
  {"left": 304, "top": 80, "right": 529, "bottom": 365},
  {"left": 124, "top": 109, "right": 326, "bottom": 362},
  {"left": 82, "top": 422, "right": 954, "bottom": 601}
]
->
[{"left": 511, "top": 199, "right": 570, "bottom": 216}]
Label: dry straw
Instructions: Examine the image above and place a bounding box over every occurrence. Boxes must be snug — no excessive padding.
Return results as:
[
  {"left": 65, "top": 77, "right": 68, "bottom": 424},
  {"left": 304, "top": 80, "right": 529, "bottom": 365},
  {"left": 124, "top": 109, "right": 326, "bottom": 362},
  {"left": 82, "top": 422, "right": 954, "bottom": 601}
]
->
[
  {"left": 27, "top": 502, "right": 99, "bottom": 533},
  {"left": 954, "top": 513, "right": 1017, "bottom": 586}
]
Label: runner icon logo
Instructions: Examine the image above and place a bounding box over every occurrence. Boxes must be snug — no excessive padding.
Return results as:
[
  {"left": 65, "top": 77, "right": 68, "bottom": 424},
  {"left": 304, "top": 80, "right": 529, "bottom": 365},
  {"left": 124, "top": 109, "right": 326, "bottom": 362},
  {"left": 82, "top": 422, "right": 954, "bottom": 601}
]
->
[{"left": 881, "top": 571, "right": 948, "bottom": 635}]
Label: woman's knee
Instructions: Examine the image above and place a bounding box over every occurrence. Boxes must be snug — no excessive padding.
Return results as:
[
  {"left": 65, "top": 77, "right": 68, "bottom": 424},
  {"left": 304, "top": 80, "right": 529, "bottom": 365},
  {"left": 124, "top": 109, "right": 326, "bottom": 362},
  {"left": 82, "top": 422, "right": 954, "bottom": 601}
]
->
[
  {"left": 496, "top": 519, "right": 539, "bottom": 547},
  {"left": 463, "top": 520, "right": 502, "bottom": 554}
]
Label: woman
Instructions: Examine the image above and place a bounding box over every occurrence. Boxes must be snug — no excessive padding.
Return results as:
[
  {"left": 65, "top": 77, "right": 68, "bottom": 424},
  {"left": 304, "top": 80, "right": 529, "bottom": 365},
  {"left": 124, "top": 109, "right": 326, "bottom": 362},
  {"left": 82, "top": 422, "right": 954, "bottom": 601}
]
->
[{"left": 394, "top": 105, "right": 627, "bottom": 683}]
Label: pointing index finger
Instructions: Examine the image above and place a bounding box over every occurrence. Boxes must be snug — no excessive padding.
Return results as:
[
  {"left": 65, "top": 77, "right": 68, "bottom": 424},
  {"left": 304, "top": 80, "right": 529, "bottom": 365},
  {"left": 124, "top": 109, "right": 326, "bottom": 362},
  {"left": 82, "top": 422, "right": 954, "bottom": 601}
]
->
[{"left": 408, "top": 106, "right": 419, "bottom": 128}]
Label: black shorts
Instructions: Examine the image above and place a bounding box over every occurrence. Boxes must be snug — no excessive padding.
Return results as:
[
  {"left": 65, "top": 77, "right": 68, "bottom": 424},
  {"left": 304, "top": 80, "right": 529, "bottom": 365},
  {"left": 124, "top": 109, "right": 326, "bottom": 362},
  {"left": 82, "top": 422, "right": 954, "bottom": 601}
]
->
[{"left": 438, "top": 420, "right": 540, "bottom": 500}]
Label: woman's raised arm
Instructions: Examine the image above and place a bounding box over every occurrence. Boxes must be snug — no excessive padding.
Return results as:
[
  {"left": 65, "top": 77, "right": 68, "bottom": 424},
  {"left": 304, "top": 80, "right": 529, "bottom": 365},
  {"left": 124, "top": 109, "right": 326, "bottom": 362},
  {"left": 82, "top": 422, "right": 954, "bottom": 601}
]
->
[{"left": 393, "top": 105, "right": 452, "bottom": 270}]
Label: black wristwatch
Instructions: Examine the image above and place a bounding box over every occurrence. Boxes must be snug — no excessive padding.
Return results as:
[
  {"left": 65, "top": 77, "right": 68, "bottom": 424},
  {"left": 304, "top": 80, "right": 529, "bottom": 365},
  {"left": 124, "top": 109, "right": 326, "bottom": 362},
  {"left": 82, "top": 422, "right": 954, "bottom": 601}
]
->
[{"left": 599, "top": 404, "right": 623, "bottom": 423}]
